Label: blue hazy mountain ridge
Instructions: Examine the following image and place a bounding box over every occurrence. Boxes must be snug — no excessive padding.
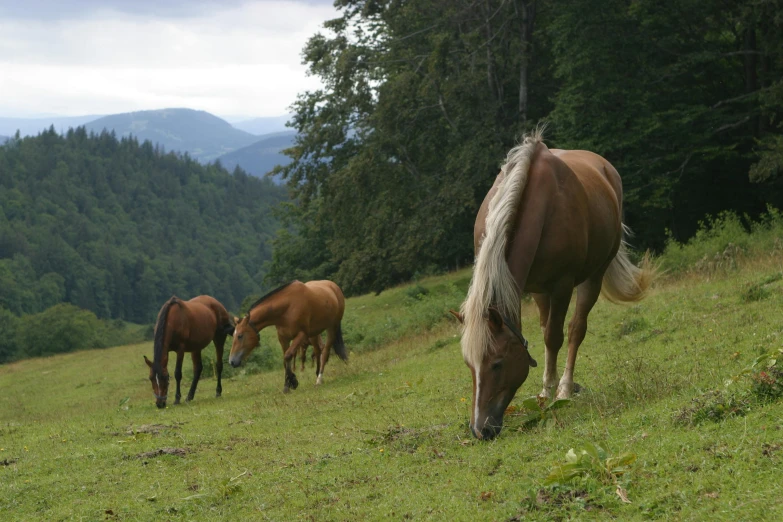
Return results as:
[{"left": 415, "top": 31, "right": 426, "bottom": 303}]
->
[
  {"left": 231, "top": 114, "right": 291, "bottom": 135},
  {"left": 0, "top": 115, "right": 103, "bottom": 137},
  {"left": 216, "top": 131, "right": 296, "bottom": 183},
  {"left": 84, "top": 108, "right": 260, "bottom": 163}
]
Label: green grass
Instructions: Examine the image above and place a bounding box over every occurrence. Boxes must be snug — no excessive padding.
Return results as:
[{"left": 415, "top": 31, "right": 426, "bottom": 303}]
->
[{"left": 3, "top": 259, "right": 783, "bottom": 521}]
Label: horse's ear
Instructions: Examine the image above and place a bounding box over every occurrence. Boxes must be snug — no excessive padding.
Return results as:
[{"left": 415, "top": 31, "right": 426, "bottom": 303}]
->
[
  {"left": 233, "top": 316, "right": 241, "bottom": 324},
  {"left": 528, "top": 354, "right": 538, "bottom": 368},
  {"left": 143, "top": 355, "right": 153, "bottom": 368},
  {"left": 448, "top": 310, "right": 464, "bottom": 324},
  {"left": 486, "top": 307, "right": 503, "bottom": 332}
]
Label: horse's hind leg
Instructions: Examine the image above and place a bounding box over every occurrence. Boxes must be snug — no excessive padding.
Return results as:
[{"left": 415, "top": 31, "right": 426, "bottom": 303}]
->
[
  {"left": 556, "top": 274, "right": 603, "bottom": 400},
  {"left": 299, "top": 344, "right": 307, "bottom": 372},
  {"left": 309, "top": 336, "right": 323, "bottom": 384},
  {"left": 214, "top": 333, "right": 226, "bottom": 398},
  {"left": 186, "top": 350, "right": 203, "bottom": 402},
  {"left": 317, "top": 329, "right": 335, "bottom": 386},
  {"left": 540, "top": 281, "right": 573, "bottom": 399},
  {"left": 172, "top": 349, "right": 185, "bottom": 404}
]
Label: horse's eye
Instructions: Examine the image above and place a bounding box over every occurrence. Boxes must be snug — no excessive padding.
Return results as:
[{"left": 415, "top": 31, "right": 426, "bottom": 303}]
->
[
  {"left": 238, "top": 334, "right": 244, "bottom": 340},
  {"left": 491, "top": 359, "right": 503, "bottom": 371}
]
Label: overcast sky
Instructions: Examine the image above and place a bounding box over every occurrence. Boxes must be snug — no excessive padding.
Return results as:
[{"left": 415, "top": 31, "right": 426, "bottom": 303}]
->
[{"left": 0, "top": 0, "right": 338, "bottom": 119}]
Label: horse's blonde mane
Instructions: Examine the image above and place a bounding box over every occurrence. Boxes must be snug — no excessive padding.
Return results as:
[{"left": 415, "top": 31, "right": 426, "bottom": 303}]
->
[{"left": 460, "top": 130, "right": 543, "bottom": 368}]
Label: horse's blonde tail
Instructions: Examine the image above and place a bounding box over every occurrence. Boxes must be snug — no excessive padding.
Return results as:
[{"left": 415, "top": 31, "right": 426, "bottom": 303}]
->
[{"left": 601, "top": 228, "right": 655, "bottom": 303}]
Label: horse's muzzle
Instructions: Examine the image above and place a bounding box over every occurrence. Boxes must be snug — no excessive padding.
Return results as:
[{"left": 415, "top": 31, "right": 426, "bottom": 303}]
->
[
  {"left": 156, "top": 401, "right": 166, "bottom": 409},
  {"left": 471, "top": 423, "right": 502, "bottom": 440},
  {"left": 229, "top": 358, "right": 241, "bottom": 368}
]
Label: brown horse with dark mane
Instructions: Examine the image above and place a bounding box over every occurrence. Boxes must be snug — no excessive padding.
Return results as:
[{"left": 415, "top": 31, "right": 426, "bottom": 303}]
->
[
  {"left": 452, "top": 129, "right": 654, "bottom": 440},
  {"left": 229, "top": 280, "right": 347, "bottom": 393},
  {"left": 144, "top": 295, "right": 234, "bottom": 408}
]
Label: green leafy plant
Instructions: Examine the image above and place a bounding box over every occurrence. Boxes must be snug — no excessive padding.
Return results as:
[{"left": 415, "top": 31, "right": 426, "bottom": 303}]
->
[
  {"left": 516, "top": 396, "right": 571, "bottom": 428},
  {"left": 544, "top": 442, "right": 636, "bottom": 487}
]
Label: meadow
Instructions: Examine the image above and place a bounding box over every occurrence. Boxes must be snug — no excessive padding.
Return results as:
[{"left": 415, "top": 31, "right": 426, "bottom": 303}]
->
[{"left": 2, "top": 216, "right": 783, "bottom": 521}]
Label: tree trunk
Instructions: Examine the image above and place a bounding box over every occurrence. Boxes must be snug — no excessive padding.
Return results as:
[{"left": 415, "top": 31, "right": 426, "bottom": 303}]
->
[{"left": 517, "top": 0, "right": 536, "bottom": 124}]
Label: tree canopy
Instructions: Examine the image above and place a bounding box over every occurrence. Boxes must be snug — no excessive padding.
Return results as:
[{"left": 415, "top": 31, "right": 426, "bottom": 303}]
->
[{"left": 268, "top": 0, "right": 783, "bottom": 296}]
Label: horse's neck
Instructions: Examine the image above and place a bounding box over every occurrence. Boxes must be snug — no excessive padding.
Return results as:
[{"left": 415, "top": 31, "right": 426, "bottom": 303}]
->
[{"left": 249, "top": 302, "right": 287, "bottom": 330}]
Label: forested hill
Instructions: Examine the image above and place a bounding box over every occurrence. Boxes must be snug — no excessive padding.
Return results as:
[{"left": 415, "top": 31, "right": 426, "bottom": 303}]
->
[
  {"left": 0, "top": 127, "right": 287, "bottom": 324},
  {"left": 84, "top": 108, "right": 259, "bottom": 163}
]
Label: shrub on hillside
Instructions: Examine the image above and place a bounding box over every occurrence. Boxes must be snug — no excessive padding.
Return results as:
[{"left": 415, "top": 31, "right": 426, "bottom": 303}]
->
[
  {"left": 660, "top": 207, "right": 783, "bottom": 274},
  {"left": 16, "top": 303, "right": 103, "bottom": 358}
]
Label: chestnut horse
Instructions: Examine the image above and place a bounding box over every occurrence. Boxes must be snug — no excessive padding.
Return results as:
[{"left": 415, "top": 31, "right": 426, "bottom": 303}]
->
[
  {"left": 229, "top": 280, "right": 347, "bottom": 393},
  {"left": 453, "top": 130, "right": 654, "bottom": 440},
  {"left": 144, "top": 295, "right": 234, "bottom": 408}
]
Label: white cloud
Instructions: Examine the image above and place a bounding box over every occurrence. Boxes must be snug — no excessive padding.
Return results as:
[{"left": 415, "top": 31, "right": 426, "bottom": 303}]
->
[{"left": 0, "top": 1, "right": 337, "bottom": 117}]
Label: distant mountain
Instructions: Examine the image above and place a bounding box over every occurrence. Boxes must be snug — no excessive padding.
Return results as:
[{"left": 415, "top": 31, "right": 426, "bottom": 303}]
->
[
  {"left": 216, "top": 131, "right": 296, "bottom": 183},
  {"left": 0, "top": 115, "right": 102, "bottom": 137},
  {"left": 84, "top": 108, "right": 259, "bottom": 163},
  {"left": 231, "top": 115, "right": 291, "bottom": 136}
]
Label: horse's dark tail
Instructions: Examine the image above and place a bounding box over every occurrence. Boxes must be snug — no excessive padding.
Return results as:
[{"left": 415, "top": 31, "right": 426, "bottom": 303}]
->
[
  {"left": 153, "top": 297, "right": 178, "bottom": 367},
  {"left": 333, "top": 323, "right": 348, "bottom": 362}
]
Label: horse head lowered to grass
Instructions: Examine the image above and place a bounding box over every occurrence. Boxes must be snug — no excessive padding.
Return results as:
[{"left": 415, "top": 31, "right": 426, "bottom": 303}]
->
[
  {"left": 454, "top": 130, "right": 654, "bottom": 440},
  {"left": 229, "top": 280, "right": 348, "bottom": 393}
]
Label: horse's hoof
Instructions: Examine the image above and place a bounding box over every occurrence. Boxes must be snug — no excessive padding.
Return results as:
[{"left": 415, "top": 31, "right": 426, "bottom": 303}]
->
[
  {"left": 174, "top": 399, "right": 181, "bottom": 405},
  {"left": 215, "top": 392, "right": 222, "bottom": 398},
  {"left": 185, "top": 397, "right": 193, "bottom": 403},
  {"left": 283, "top": 387, "right": 290, "bottom": 394},
  {"left": 316, "top": 375, "right": 323, "bottom": 386}
]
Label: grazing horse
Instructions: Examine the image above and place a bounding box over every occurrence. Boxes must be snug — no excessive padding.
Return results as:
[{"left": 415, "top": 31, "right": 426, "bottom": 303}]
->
[
  {"left": 144, "top": 295, "right": 234, "bottom": 409},
  {"left": 229, "top": 280, "right": 348, "bottom": 393},
  {"left": 453, "top": 130, "right": 654, "bottom": 440}
]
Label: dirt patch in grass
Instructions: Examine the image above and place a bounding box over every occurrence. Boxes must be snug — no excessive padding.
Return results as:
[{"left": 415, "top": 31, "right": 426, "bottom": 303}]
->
[
  {"left": 1, "top": 457, "right": 19, "bottom": 466},
  {"left": 135, "top": 447, "right": 188, "bottom": 459}
]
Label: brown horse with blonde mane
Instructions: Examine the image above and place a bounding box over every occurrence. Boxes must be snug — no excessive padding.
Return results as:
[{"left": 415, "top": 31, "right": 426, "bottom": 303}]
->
[
  {"left": 229, "top": 280, "right": 347, "bottom": 393},
  {"left": 452, "top": 130, "right": 654, "bottom": 440},
  {"left": 144, "top": 295, "right": 234, "bottom": 408}
]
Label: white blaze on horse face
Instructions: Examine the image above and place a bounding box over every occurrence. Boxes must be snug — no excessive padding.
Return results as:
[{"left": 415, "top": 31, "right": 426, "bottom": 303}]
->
[{"left": 156, "top": 375, "right": 160, "bottom": 389}]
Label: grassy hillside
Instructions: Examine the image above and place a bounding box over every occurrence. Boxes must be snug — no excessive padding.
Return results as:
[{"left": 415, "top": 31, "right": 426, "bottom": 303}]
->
[
  {"left": 2, "top": 255, "right": 783, "bottom": 520},
  {"left": 85, "top": 109, "right": 258, "bottom": 163},
  {"left": 216, "top": 131, "right": 296, "bottom": 183}
]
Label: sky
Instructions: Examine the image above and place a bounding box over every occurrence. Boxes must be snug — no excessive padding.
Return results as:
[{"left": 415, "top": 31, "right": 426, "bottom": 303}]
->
[{"left": 0, "top": 0, "right": 338, "bottom": 119}]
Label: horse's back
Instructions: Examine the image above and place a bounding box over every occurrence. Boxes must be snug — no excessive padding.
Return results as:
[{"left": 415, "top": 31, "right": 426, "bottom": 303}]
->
[
  {"left": 300, "top": 280, "right": 345, "bottom": 330},
  {"left": 485, "top": 144, "right": 622, "bottom": 293},
  {"left": 178, "top": 296, "right": 228, "bottom": 346}
]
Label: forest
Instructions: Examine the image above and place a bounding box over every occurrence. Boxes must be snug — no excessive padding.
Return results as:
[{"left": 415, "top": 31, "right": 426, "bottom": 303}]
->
[
  {"left": 0, "top": 127, "right": 286, "bottom": 362},
  {"left": 268, "top": 0, "right": 783, "bottom": 295}
]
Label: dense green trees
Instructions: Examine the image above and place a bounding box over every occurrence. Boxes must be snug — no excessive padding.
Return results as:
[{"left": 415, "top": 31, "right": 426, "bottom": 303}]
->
[
  {"left": 0, "top": 127, "right": 286, "bottom": 333},
  {"left": 268, "top": 0, "right": 783, "bottom": 295}
]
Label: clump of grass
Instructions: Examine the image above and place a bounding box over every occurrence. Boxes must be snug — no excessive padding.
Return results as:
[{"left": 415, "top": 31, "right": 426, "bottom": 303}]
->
[
  {"left": 739, "top": 272, "right": 782, "bottom": 302},
  {"left": 617, "top": 317, "right": 650, "bottom": 338},
  {"left": 403, "top": 284, "right": 429, "bottom": 301},
  {"left": 674, "top": 390, "right": 751, "bottom": 426},
  {"left": 677, "top": 347, "right": 783, "bottom": 425}
]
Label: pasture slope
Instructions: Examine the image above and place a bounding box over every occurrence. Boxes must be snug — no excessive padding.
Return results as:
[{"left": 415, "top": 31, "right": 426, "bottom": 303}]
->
[{"left": 2, "top": 259, "right": 783, "bottom": 521}]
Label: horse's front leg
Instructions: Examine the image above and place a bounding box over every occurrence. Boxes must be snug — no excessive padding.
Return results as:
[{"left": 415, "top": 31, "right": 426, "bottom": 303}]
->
[
  {"left": 282, "top": 332, "right": 308, "bottom": 392},
  {"left": 173, "top": 349, "right": 185, "bottom": 405},
  {"left": 539, "top": 282, "right": 572, "bottom": 399}
]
